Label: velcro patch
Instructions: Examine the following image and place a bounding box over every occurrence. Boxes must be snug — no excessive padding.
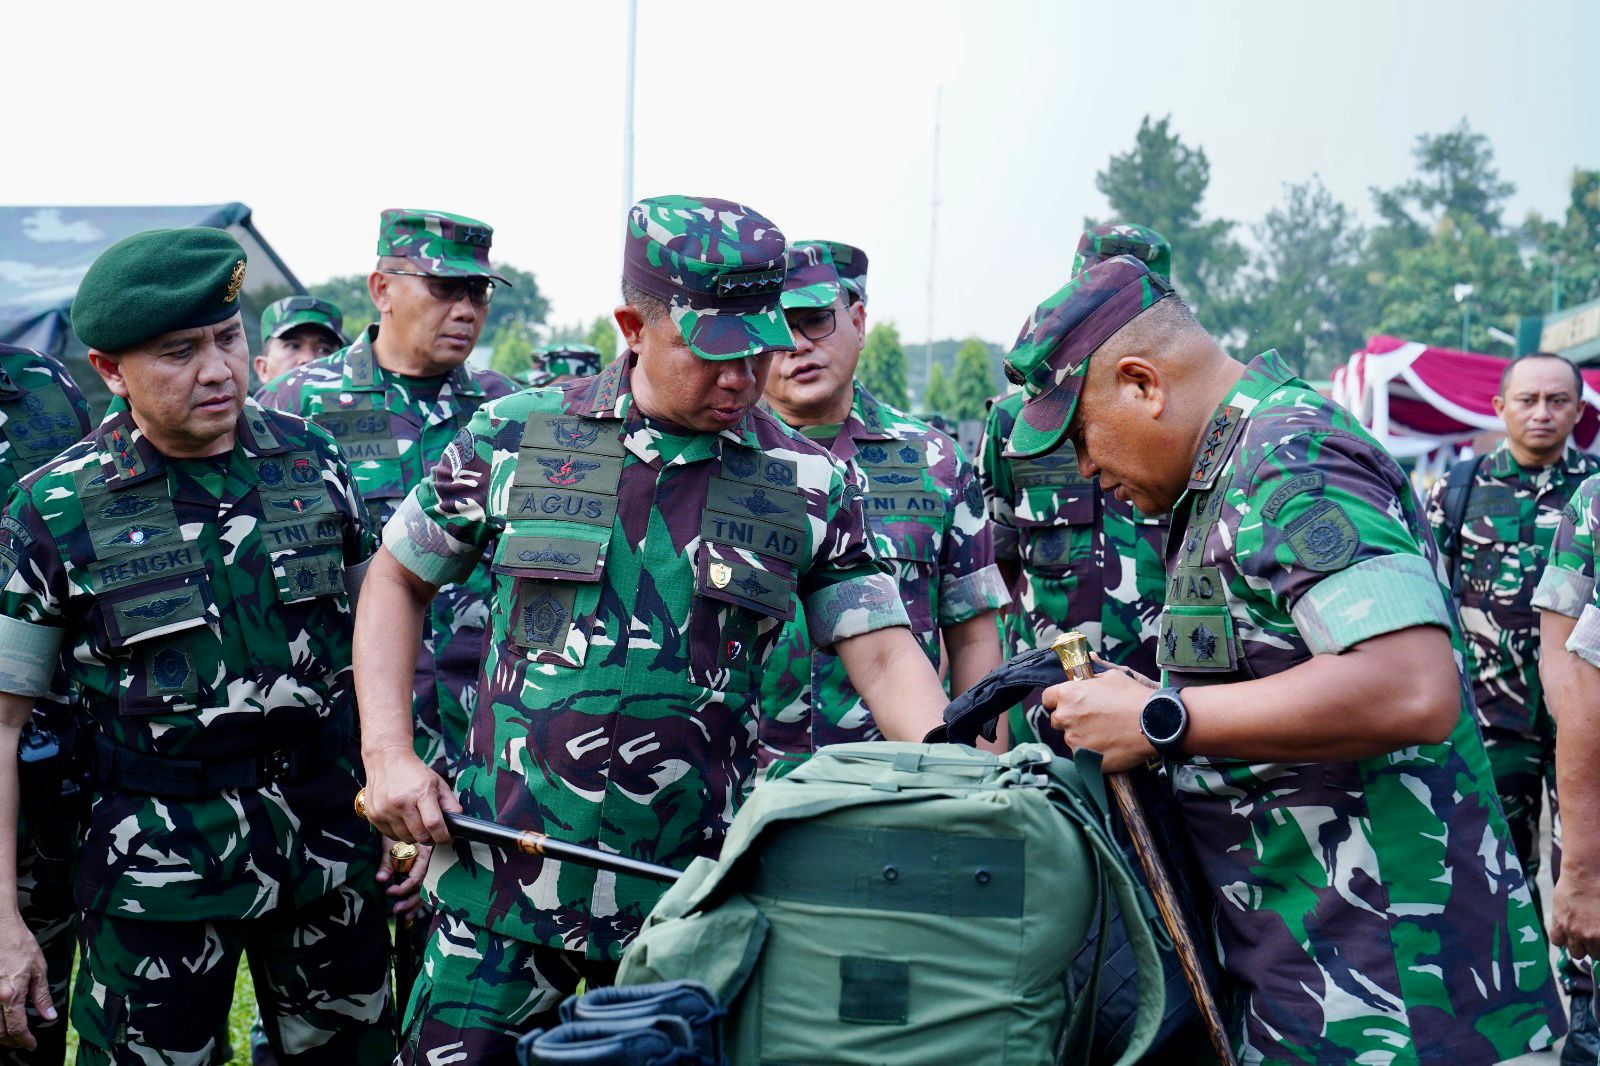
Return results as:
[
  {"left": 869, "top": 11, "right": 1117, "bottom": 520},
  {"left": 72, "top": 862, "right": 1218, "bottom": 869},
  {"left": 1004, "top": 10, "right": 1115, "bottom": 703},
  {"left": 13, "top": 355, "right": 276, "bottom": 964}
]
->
[
  {"left": 839, "top": 957, "right": 909, "bottom": 1026},
  {"left": 314, "top": 411, "right": 392, "bottom": 442},
  {"left": 1166, "top": 565, "right": 1224, "bottom": 607},
  {"left": 706, "top": 477, "right": 807, "bottom": 532},
  {"left": 507, "top": 485, "right": 618, "bottom": 527},
  {"left": 1021, "top": 526, "right": 1076, "bottom": 567},
  {"left": 274, "top": 548, "right": 346, "bottom": 603},
  {"left": 860, "top": 491, "right": 943, "bottom": 518},
  {"left": 720, "top": 446, "right": 797, "bottom": 489},
  {"left": 697, "top": 544, "right": 796, "bottom": 619},
  {"left": 338, "top": 437, "right": 403, "bottom": 463},
  {"left": 106, "top": 583, "right": 207, "bottom": 645},
  {"left": 257, "top": 516, "right": 344, "bottom": 553},
  {"left": 497, "top": 534, "right": 604, "bottom": 577},
  {"left": 1157, "top": 608, "right": 1238, "bottom": 672},
  {"left": 701, "top": 511, "right": 809, "bottom": 564},
  {"left": 855, "top": 441, "right": 926, "bottom": 469},
  {"left": 91, "top": 545, "right": 203, "bottom": 593},
  {"left": 145, "top": 644, "right": 197, "bottom": 696},
  {"left": 520, "top": 416, "right": 625, "bottom": 456},
  {"left": 259, "top": 487, "right": 335, "bottom": 519},
  {"left": 1465, "top": 484, "right": 1519, "bottom": 520},
  {"left": 1283, "top": 499, "right": 1360, "bottom": 572},
  {"left": 509, "top": 580, "right": 576, "bottom": 652},
  {"left": 514, "top": 448, "right": 625, "bottom": 492}
]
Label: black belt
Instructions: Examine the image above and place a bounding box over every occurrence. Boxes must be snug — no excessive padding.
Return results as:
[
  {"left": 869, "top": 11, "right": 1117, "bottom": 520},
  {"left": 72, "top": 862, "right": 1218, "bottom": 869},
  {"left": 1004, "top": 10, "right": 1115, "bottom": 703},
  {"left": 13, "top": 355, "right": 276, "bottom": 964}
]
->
[{"left": 91, "top": 716, "right": 352, "bottom": 799}]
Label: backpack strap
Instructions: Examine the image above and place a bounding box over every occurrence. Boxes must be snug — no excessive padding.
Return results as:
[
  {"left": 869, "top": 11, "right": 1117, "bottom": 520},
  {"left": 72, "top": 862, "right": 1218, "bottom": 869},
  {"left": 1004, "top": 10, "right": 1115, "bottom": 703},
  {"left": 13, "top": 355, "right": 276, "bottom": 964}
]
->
[
  {"left": 1439, "top": 454, "right": 1485, "bottom": 596},
  {"left": 1056, "top": 847, "right": 1110, "bottom": 1063},
  {"left": 1050, "top": 752, "right": 1170, "bottom": 1065}
]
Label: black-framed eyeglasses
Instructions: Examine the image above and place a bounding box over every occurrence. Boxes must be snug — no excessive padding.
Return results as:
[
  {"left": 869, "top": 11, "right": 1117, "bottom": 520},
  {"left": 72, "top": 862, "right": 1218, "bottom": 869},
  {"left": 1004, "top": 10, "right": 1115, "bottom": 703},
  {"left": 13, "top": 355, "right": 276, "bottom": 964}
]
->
[
  {"left": 381, "top": 270, "right": 495, "bottom": 307},
  {"left": 787, "top": 307, "right": 836, "bottom": 342}
]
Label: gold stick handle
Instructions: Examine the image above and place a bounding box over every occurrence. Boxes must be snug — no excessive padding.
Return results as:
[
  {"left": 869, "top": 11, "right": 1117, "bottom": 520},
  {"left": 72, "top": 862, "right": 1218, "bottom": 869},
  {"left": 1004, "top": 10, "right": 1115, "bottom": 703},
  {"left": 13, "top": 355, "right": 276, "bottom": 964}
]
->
[{"left": 1052, "top": 633, "right": 1238, "bottom": 1066}]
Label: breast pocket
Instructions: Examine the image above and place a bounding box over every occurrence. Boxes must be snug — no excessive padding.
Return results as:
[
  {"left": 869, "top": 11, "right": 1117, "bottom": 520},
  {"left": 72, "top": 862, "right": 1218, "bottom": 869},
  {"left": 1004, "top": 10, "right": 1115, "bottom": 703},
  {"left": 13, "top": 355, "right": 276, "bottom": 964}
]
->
[
  {"left": 689, "top": 541, "right": 796, "bottom": 691},
  {"left": 98, "top": 572, "right": 216, "bottom": 716},
  {"left": 492, "top": 530, "right": 607, "bottom": 669},
  {"left": 871, "top": 517, "right": 938, "bottom": 632},
  {"left": 1016, "top": 482, "right": 1095, "bottom": 578}
]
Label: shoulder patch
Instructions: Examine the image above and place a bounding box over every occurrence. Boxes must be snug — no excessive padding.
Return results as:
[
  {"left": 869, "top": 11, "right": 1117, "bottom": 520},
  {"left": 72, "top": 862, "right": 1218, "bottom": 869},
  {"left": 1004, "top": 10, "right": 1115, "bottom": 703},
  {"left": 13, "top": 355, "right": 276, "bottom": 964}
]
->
[
  {"left": 1260, "top": 471, "right": 1325, "bottom": 521},
  {"left": 1283, "top": 499, "right": 1360, "bottom": 572}
]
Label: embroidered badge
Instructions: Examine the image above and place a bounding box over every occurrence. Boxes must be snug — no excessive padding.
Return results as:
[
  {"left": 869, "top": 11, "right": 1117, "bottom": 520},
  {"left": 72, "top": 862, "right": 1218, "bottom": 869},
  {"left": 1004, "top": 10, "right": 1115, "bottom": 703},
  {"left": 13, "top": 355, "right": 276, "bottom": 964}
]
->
[
  {"left": 1162, "top": 626, "right": 1178, "bottom": 662},
  {"left": 538, "top": 455, "right": 600, "bottom": 486},
  {"left": 710, "top": 562, "right": 733, "bottom": 589},
  {"left": 108, "top": 525, "right": 168, "bottom": 547},
  {"left": 553, "top": 419, "right": 604, "bottom": 450},
  {"left": 519, "top": 549, "right": 582, "bottom": 566},
  {"left": 523, "top": 590, "right": 568, "bottom": 646},
  {"left": 1188, "top": 624, "right": 1218, "bottom": 663},
  {"left": 257, "top": 459, "right": 285, "bottom": 487},
  {"left": 224, "top": 260, "right": 246, "bottom": 303},
  {"left": 729, "top": 489, "right": 786, "bottom": 517},
  {"left": 290, "top": 458, "right": 319, "bottom": 484},
  {"left": 860, "top": 445, "right": 889, "bottom": 465},
  {"left": 726, "top": 639, "right": 744, "bottom": 662},
  {"left": 734, "top": 573, "right": 769, "bottom": 598},
  {"left": 723, "top": 449, "right": 757, "bottom": 479},
  {"left": 153, "top": 647, "right": 190, "bottom": 689},
  {"left": 871, "top": 471, "right": 918, "bottom": 486},
  {"left": 125, "top": 595, "right": 189, "bottom": 620},
  {"left": 99, "top": 494, "right": 160, "bottom": 520},
  {"left": 1260, "top": 472, "right": 1325, "bottom": 521},
  {"left": 269, "top": 496, "right": 318, "bottom": 514},
  {"left": 1284, "top": 500, "right": 1360, "bottom": 572},
  {"left": 898, "top": 445, "right": 920, "bottom": 465},
  {"left": 763, "top": 460, "right": 796, "bottom": 487}
]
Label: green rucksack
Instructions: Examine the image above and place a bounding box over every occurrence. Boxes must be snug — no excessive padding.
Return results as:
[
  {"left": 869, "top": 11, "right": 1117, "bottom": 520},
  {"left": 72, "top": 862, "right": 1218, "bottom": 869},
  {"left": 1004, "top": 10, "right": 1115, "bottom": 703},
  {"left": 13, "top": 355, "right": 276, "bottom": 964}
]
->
[{"left": 616, "top": 742, "right": 1168, "bottom": 1065}]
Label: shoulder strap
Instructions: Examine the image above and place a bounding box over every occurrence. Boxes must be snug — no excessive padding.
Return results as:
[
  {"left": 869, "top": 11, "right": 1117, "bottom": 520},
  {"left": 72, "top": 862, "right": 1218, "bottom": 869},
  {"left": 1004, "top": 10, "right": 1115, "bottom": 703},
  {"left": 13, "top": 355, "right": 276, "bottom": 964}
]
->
[{"left": 1441, "top": 454, "right": 1486, "bottom": 595}]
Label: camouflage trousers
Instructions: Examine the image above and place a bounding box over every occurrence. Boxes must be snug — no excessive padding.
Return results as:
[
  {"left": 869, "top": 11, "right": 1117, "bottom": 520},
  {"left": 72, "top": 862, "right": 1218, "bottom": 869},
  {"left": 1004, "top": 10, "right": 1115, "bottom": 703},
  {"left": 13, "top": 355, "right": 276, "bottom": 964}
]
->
[
  {"left": 1481, "top": 722, "right": 1595, "bottom": 1003},
  {"left": 71, "top": 880, "right": 395, "bottom": 1065},
  {"left": 0, "top": 829, "right": 77, "bottom": 1066},
  {"left": 400, "top": 906, "right": 619, "bottom": 1065}
]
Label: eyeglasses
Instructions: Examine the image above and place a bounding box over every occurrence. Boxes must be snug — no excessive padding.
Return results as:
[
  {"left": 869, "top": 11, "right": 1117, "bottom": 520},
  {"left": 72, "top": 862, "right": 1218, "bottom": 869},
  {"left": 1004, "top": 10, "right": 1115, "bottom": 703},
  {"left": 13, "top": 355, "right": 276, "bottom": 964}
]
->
[
  {"left": 787, "top": 307, "right": 837, "bottom": 342},
  {"left": 381, "top": 270, "right": 495, "bottom": 307}
]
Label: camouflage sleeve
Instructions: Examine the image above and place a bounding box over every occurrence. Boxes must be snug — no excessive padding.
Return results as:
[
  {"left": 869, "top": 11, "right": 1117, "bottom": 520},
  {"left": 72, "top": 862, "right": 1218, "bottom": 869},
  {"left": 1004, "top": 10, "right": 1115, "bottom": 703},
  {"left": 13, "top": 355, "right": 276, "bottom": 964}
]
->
[
  {"left": 252, "top": 368, "right": 301, "bottom": 412},
  {"left": 801, "top": 461, "right": 910, "bottom": 649},
  {"left": 1236, "top": 432, "right": 1452, "bottom": 655},
  {"left": 937, "top": 441, "right": 1006, "bottom": 626},
  {"left": 1533, "top": 473, "right": 1600, "bottom": 618},
  {"left": 1422, "top": 470, "right": 1450, "bottom": 566},
  {"left": 384, "top": 415, "right": 501, "bottom": 589},
  {"left": 0, "top": 495, "right": 67, "bottom": 697},
  {"left": 978, "top": 398, "right": 1019, "bottom": 561}
]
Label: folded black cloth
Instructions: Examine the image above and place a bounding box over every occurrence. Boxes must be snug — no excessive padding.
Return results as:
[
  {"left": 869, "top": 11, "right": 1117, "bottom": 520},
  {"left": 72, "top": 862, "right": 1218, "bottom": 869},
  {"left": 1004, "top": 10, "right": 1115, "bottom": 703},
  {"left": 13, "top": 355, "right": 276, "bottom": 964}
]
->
[
  {"left": 561, "top": 981, "right": 723, "bottom": 1065},
  {"left": 925, "top": 647, "right": 1074, "bottom": 746},
  {"left": 517, "top": 1017, "right": 696, "bottom": 1066}
]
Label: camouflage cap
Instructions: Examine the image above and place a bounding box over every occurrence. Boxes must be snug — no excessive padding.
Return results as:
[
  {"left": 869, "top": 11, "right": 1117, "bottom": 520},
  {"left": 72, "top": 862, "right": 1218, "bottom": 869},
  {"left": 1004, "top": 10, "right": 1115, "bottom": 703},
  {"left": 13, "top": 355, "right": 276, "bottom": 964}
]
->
[
  {"left": 377, "top": 208, "right": 512, "bottom": 286},
  {"left": 780, "top": 243, "right": 842, "bottom": 310},
  {"left": 623, "top": 195, "right": 796, "bottom": 361},
  {"left": 1073, "top": 224, "right": 1171, "bottom": 280},
  {"left": 260, "top": 295, "right": 348, "bottom": 346},
  {"left": 1001, "top": 256, "right": 1174, "bottom": 460},
  {"left": 814, "top": 240, "right": 868, "bottom": 303},
  {"left": 533, "top": 343, "right": 602, "bottom": 380}
]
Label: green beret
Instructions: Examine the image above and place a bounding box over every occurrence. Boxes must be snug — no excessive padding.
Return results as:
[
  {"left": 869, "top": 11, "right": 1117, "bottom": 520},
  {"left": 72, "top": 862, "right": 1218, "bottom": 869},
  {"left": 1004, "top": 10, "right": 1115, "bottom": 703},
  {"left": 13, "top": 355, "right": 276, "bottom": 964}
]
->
[{"left": 71, "top": 228, "right": 248, "bottom": 353}]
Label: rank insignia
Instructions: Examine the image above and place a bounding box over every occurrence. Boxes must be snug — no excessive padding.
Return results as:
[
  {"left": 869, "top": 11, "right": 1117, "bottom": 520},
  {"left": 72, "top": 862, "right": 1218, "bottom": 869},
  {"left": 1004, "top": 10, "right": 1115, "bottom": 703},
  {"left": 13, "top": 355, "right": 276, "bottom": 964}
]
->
[{"left": 1187, "top": 405, "right": 1243, "bottom": 490}]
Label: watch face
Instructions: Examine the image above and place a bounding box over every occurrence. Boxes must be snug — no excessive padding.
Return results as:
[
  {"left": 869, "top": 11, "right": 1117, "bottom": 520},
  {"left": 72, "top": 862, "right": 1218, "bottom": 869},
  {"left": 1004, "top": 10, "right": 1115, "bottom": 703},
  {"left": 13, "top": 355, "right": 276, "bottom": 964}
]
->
[{"left": 1143, "top": 694, "right": 1185, "bottom": 744}]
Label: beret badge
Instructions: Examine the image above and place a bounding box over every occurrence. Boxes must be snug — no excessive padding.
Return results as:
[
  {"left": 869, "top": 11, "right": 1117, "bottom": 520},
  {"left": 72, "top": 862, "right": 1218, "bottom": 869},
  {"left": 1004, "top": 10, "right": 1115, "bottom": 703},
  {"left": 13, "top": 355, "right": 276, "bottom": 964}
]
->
[{"left": 224, "top": 260, "right": 246, "bottom": 303}]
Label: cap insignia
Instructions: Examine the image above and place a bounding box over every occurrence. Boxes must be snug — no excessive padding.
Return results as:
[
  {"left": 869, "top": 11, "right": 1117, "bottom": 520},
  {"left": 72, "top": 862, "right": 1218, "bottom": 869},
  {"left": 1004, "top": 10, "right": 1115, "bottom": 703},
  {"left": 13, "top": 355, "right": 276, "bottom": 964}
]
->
[
  {"left": 224, "top": 260, "right": 246, "bottom": 303},
  {"left": 714, "top": 267, "right": 784, "bottom": 299}
]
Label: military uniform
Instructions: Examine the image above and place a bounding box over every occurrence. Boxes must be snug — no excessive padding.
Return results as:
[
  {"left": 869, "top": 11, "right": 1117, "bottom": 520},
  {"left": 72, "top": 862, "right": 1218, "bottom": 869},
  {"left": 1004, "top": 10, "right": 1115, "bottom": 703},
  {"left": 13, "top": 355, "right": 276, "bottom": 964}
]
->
[
  {"left": 524, "top": 343, "right": 603, "bottom": 387},
  {"left": 0, "top": 344, "right": 90, "bottom": 1066},
  {"left": 1002, "top": 257, "right": 1564, "bottom": 1064},
  {"left": 386, "top": 196, "right": 909, "bottom": 1061},
  {"left": 258, "top": 209, "right": 519, "bottom": 778},
  {"left": 259, "top": 326, "right": 517, "bottom": 776},
  {"left": 1425, "top": 443, "right": 1600, "bottom": 908},
  {"left": 757, "top": 243, "right": 1003, "bottom": 777},
  {"left": 0, "top": 230, "right": 392, "bottom": 1063}
]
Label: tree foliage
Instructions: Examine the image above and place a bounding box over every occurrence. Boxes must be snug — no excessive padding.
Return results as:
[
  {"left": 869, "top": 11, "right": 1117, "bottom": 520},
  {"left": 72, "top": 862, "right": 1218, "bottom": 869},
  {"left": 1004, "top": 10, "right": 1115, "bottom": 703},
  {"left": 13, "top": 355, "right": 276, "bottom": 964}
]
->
[
  {"left": 923, "top": 364, "right": 955, "bottom": 420},
  {"left": 948, "top": 337, "right": 998, "bottom": 422},
  {"left": 586, "top": 316, "right": 620, "bottom": 366},
  {"left": 858, "top": 322, "right": 910, "bottom": 409}
]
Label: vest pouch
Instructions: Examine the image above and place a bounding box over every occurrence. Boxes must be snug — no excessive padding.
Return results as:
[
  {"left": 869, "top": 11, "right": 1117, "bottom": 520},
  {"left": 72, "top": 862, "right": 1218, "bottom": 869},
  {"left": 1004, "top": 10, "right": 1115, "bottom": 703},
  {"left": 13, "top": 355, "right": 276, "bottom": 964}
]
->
[
  {"left": 689, "top": 540, "right": 794, "bottom": 691},
  {"left": 493, "top": 528, "right": 608, "bottom": 669},
  {"left": 98, "top": 571, "right": 215, "bottom": 717}
]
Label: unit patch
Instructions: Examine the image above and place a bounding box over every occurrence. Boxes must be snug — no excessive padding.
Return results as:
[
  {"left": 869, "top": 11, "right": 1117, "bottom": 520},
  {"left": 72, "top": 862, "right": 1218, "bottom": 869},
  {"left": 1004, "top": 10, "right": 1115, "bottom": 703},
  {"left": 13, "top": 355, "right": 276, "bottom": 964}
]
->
[{"left": 1283, "top": 499, "right": 1360, "bottom": 572}]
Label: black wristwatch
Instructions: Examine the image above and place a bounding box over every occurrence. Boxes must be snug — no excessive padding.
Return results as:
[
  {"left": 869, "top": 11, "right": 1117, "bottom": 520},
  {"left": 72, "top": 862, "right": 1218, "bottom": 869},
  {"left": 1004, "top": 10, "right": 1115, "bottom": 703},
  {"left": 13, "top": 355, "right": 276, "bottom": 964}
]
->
[{"left": 1140, "top": 687, "right": 1189, "bottom": 761}]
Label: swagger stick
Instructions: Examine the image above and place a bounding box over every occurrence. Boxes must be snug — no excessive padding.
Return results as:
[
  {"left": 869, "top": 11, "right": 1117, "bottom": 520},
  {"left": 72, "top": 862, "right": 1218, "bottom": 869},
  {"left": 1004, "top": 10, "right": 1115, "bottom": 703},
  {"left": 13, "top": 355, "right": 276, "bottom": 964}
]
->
[
  {"left": 355, "top": 790, "right": 681, "bottom": 884},
  {"left": 1052, "top": 632, "right": 1237, "bottom": 1066}
]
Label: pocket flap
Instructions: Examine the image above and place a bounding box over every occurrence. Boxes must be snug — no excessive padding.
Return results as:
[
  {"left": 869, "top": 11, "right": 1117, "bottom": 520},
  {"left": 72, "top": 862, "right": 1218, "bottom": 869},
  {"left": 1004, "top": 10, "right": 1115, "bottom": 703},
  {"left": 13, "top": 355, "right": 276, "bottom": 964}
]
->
[
  {"left": 101, "top": 573, "right": 211, "bottom": 648},
  {"left": 696, "top": 542, "right": 796, "bottom": 620},
  {"left": 492, "top": 531, "right": 606, "bottom": 582},
  {"left": 871, "top": 517, "right": 937, "bottom": 563}
]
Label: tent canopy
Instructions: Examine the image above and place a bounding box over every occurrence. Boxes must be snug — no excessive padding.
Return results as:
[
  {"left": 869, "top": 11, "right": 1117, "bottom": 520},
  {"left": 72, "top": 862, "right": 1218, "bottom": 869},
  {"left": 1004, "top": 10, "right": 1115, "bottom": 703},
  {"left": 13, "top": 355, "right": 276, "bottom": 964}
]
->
[
  {"left": 0, "top": 203, "right": 303, "bottom": 415},
  {"left": 1331, "top": 334, "right": 1600, "bottom": 459}
]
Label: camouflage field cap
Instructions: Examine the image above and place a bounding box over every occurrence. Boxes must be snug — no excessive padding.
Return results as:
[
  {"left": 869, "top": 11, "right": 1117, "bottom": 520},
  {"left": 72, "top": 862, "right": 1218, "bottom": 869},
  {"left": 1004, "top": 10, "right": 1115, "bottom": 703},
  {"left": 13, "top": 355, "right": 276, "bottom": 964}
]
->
[
  {"left": 815, "top": 240, "right": 868, "bottom": 303},
  {"left": 780, "top": 242, "right": 842, "bottom": 310},
  {"left": 532, "top": 343, "right": 602, "bottom": 381},
  {"left": 260, "top": 295, "right": 349, "bottom": 346},
  {"left": 1002, "top": 256, "right": 1174, "bottom": 460},
  {"left": 377, "top": 208, "right": 512, "bottom": 285},
  {"left": 1073, "top": 224, "right": 1171, "bottom": 280},
  {"left": 623, "top": 195, "right": 796, "bottom": 361}
]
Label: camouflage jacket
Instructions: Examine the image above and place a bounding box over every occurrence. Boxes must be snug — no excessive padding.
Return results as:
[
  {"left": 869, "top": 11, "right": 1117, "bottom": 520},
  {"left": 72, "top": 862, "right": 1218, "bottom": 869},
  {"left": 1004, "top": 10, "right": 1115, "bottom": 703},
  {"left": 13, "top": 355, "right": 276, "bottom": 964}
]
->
[
  {"left": 387, "top": 354, "right": 908, "bottom": 959},
  {"left": 1160, "top": 350, "right": 1560, "bottom": 1063},
  {"left": 979, "top": 390, "right": 1169, "bottom": 750},
  {"left": 1424, "top": 441, "right": 1600, "bottom": 736},
  {"left": 257, "top": 325, "right": 519, "bottom": 776},
  {"left": 1534, "top": 472, "right": 1600, "bottom": 672},
  {"left": 755, "top": 384, "right": 1004, "bottom": 776},
  {"left": 0, "top": 401, "right": 379, "bottom": 921},
  {"left": 0, "top": 344, "right": 91, "bottom": 501}
]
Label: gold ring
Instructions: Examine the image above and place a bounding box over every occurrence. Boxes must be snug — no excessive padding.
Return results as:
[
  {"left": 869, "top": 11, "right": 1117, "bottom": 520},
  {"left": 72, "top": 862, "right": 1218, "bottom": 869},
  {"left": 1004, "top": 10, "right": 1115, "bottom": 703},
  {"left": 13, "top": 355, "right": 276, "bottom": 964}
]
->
[{"left": 354, "top": 789, "right": 368, "bottom": 820}]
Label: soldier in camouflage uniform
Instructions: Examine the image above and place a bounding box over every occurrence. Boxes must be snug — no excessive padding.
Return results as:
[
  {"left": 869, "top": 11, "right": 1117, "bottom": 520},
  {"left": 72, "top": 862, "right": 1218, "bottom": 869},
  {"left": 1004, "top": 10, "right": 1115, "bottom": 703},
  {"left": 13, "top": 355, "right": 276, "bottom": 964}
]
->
[
  {"left": 1536, "top": 471, "right": 1600, "bottom": 1055},
  {"left": 757, "top": 241, "right": 1005, "bottom": 777},
  {"left": 1423, "top": 352, "right": 1599, "bottom": 1055},
  {"left": 354, "top": 195, "right": 951, "bottom": 1064},
  {"left": 524, "top": 343, "right": 603, "bottom": 387},
  {"left": 1015, "top": 256, "right": 1564, "bottom": 1063},
  {"left": 253, "top": 295, "right": 348, "bottom": 389},
  {"left": 259, "top": 210, "right": 520, "bottom": 779},
  {"left": 0, "top": 228, "right": 394, "bottom": 1061},
  {"left": 979, "top": 224, "right": 1173, "bottom": 749},
  {"left": 0, "top": 345, "right": 90, "bottom": 1066}
]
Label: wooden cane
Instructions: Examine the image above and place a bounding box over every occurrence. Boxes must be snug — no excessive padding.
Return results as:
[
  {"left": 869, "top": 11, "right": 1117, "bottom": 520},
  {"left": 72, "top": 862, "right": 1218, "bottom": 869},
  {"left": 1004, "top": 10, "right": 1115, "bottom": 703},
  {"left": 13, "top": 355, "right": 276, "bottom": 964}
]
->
[{"left": 1052, "top": 632, "right": 1238, "bottom": 1066}]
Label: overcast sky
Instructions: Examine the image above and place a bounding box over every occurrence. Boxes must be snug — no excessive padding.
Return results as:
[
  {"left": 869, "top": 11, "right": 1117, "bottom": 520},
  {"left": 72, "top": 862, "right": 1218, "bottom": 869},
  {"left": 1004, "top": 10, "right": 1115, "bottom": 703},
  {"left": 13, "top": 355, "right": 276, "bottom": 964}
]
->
[{"left": 4, "top": 0, "right": 1595, "bottom": 346}]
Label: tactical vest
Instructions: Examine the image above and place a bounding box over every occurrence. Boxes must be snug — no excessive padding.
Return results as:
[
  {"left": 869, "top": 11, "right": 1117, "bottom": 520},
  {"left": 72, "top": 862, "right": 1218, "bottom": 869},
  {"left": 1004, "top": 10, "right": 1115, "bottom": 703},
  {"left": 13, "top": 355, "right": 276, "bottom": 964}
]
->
[
  {"left": 47, "top": 430, "right": 350, "bottom": 726},
  {"left": 0, "top": 364, "right": 84, "bottom": 490},
  {"left": 495, "top": 413, "right": 808, "bottom": 689}
]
